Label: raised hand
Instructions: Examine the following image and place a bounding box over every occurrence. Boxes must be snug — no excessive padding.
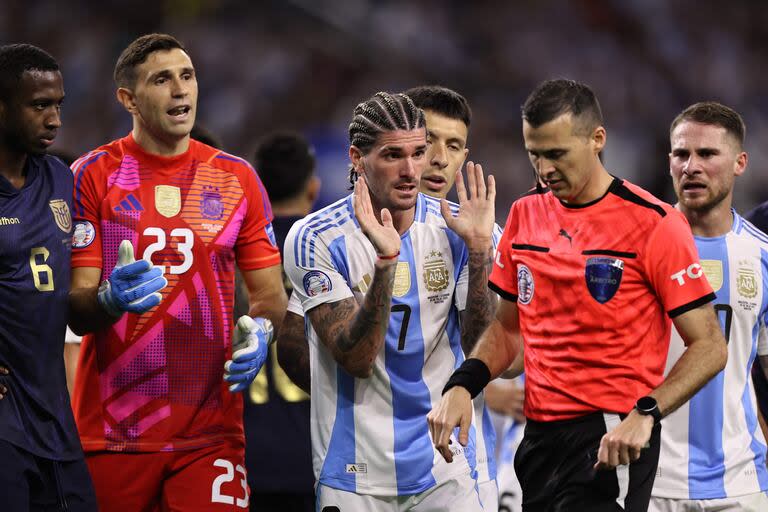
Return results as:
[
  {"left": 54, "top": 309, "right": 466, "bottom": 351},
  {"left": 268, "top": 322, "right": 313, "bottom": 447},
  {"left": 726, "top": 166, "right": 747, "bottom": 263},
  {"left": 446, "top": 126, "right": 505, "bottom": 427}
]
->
[
  {"left": 353, "top": 175, "right": 401, "bottom": 258},
  {"left": 440, "top": 162, "right": 496, "bottom": 250},
  {"left": 97, "top": 240, "right": 168, "bottom": 317},
  {"left": 427, "top": 386, "right": 474, "bottom": 463},
  {"left": 224, "top": 316, "right": 273, "bottom": 393}
]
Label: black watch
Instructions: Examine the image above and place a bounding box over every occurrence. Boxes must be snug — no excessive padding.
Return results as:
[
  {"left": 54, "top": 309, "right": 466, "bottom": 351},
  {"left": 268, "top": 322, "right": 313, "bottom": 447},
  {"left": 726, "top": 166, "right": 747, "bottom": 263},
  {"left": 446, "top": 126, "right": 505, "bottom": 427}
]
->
[{"left": 634, "top": 396, "right": 661, "bottom": 425}]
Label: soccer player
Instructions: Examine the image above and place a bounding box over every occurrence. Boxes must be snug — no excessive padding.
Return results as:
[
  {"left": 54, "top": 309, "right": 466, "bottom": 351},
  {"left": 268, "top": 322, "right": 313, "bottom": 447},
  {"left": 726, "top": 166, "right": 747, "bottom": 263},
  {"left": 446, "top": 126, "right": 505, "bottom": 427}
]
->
[
  {"left": 744, "top": 202, "right": 768, "bottom": 428},
  {"left": 241, "top": 132, "right": 320, "bottom": 512},
  {"left": 0, "top": 44, "right": 97, "bottom": 511},
  {"left": 283, "top": 91, "right": 496, "bottom": 511},
  {"left": 650, "top": 102, "right": 768, "bottom": 511},
  {"left": 67, "top": 33, "right": 287, "bottom": 511},
  {"left": 428, "top": 79, "right": 728, "bottom": 511}
]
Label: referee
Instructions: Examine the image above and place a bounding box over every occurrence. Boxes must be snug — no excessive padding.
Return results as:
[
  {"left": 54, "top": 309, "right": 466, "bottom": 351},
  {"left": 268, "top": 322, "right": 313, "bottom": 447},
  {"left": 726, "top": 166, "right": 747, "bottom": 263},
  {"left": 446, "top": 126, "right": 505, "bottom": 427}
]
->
[{"left": 428, "top": 79, "right": 727, "bottom": 511}]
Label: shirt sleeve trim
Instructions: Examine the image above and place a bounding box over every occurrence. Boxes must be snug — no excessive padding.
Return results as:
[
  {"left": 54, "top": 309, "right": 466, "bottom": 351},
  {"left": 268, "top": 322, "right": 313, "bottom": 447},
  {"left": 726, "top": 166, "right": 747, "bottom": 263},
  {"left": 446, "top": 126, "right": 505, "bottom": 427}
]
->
[
  {"left": 489, "top": 281, "right": 518, "bottom": 303},
  {"left": 668, "top": 292, "right": 717, "bottom": 318}
]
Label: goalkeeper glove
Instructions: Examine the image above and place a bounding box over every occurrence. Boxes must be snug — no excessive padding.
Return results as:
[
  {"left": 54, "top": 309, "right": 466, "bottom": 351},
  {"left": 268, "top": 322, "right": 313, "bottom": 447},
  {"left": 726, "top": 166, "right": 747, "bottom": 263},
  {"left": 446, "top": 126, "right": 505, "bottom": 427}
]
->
[
  {"left": 97, "top": 240, "right": 168, "bottom": 317},
  {"left": 224, "top": 316, "right": 273, "bottom": 392}
]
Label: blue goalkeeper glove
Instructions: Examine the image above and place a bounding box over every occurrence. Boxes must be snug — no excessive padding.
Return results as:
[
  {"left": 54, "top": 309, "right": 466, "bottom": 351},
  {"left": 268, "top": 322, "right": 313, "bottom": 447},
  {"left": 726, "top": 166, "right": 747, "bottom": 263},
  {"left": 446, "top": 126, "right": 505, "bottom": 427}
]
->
[
  {"left": 97, "top": 240, "right": 168, "bottom": 317},
  {"left": 224, "top": 316, "right": 273, "bottom": 392}
]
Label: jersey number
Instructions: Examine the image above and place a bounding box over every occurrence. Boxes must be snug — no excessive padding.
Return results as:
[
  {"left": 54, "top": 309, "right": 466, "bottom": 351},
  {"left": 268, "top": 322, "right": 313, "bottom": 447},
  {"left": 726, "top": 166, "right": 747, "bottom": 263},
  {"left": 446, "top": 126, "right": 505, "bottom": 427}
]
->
[
  {"left": 142, "top": 227, "right": 194, "bottom": 274},
  {"left": 714, "top": 304, "right": 733, "bottom": 345},
  {"left": 211, "top": 459, "right": 248, "bottom": 508},
  {"left": 29, "top": 247, "right": 54, "bottom": 292},
  {"left": 391, "top": 304, "right": 411, "bottom": 351}
]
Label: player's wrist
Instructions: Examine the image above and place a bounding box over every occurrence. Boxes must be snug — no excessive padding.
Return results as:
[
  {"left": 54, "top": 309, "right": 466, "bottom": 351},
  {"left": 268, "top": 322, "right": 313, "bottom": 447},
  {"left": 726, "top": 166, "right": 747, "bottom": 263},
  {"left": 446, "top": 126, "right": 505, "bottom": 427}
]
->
[
  {"left": 442, "top": 358, "right": 491, "bottom": 399},
  {"left": 96, "top": 280, "right": 124, "bottom": 318},
  {"left": 464, "top": 236, "right": 493, "bottom": 252}
]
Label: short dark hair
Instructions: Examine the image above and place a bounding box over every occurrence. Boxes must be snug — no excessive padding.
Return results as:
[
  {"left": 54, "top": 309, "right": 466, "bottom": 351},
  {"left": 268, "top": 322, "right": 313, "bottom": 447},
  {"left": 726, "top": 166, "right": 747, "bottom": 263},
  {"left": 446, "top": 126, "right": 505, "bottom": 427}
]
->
[
  {"left": 522, "top": 79, "right": 603, "bottom": 135},
  {"left": 190, "top": 124, "right": 223, "bottom": 150},
  {"left": 670, "top": 101, "right": 746, "bottom": 149},
  {"left": 348, "top": 91, "right": 425, "bottom": 187},
  {"left": 114, "top": 33, "right": 186, "bottom": 89},
  {"left": 403, "top": 85, "right": 472, "bottom": 127},
  {"left": 0, "top": 44, "right": 59, "bottom": 101},
  {"left": 255, "top": 132, "right": 316, "bottom": 203}
]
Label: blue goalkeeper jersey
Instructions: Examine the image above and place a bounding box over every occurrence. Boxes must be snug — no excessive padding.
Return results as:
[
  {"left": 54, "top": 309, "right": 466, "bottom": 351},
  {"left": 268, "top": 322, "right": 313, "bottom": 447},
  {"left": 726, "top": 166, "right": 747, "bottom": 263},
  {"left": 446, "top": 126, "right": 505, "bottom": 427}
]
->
[{"left": 0, "top": 154, "right": 82, "bottom": 460}]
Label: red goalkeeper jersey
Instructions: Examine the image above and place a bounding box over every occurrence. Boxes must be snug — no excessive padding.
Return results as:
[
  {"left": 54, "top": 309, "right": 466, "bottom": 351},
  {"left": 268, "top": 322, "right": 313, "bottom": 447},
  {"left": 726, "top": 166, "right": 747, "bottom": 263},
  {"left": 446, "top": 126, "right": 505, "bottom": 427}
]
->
[
  {"left": 489, "top": 178, "right": 715, "bottom": 422},
  {"left": 71, "top": 134, "right": 280, "bottom": 452}
]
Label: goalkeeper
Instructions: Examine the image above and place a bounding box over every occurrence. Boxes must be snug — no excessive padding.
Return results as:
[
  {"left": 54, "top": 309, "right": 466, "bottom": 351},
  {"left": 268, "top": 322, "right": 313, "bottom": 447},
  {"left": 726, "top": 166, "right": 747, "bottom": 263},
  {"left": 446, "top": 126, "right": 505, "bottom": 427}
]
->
[{"left": 67, "top": 32, "right": 286, "bottom": 512}]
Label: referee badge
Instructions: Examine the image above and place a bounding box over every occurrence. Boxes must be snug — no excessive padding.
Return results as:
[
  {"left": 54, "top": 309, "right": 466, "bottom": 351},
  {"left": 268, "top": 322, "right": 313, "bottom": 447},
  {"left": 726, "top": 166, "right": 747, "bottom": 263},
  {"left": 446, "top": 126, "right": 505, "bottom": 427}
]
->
[
  {"left": 585, "top": 257, "right": 623, "bottom": 304},
  {"left": 517, "top": 264, "right": 534, "bottom": 304}
]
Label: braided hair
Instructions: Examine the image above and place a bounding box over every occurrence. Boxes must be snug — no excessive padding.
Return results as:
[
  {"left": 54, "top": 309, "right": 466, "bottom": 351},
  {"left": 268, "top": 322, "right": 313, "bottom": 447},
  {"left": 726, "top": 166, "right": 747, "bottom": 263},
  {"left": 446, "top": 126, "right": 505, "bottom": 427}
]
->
[{"left": 347, "top": 91, "right": 425, "bottom": 187}]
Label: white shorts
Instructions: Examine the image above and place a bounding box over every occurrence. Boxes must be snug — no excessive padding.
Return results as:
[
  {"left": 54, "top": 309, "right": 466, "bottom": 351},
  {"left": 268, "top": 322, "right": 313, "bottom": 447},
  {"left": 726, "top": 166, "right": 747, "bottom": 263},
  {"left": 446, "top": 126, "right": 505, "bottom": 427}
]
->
[
  {"left": 316, "top": 472, "right": 484, "bottom": 512},
  {"left": 477, "top": 479, "right": 498, "bottom": 511},
  {"left": 649, "top": 492, "right": 768, "bottom": 512}
]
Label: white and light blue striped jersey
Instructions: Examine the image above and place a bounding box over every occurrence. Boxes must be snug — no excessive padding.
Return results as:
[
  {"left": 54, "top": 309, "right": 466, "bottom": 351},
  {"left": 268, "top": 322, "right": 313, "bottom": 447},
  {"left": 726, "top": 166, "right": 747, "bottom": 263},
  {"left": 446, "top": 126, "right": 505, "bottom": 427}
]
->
[
  {"left": 653, "top": 211, "right": 768, "bottom": 500},
  {"left": 284, "top": 192, "right": 498, "bottom": 496}
]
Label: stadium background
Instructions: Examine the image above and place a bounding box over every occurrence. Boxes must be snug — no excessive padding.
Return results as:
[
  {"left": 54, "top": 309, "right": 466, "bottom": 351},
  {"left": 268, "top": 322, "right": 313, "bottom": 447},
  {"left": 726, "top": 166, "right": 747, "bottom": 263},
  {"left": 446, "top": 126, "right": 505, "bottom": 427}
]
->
[{"left": 4, "top": 0, "right": 768, "bottom": 220}]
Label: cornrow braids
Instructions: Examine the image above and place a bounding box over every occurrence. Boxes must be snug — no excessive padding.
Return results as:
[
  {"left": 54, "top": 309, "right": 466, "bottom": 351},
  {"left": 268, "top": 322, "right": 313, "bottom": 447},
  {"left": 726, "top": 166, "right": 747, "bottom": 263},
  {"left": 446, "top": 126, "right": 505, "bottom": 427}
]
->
[{"left": 348, "top": 91, "right": 425, "bottom": 188}]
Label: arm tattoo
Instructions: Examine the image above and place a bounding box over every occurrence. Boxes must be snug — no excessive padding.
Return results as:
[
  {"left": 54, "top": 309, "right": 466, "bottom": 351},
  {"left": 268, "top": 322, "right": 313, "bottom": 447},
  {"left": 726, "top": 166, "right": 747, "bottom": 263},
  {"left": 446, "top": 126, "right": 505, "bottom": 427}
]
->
[
  {"left": 338, "top": 263, "right": 396, "bottom": 352},
  {"left": 276, "top": 313, "right": 312, "bottom": 394},
  {"left": 461, "top": 246, "right": 497, "bottom": 354}
]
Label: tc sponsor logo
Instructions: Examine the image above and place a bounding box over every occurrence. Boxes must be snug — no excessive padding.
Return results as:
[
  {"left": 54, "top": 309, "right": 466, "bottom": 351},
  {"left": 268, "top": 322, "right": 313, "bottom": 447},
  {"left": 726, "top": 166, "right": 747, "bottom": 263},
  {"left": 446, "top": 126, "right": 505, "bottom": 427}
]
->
[{"left": 670, "top": 263, "right": 703, "bottom": 286}]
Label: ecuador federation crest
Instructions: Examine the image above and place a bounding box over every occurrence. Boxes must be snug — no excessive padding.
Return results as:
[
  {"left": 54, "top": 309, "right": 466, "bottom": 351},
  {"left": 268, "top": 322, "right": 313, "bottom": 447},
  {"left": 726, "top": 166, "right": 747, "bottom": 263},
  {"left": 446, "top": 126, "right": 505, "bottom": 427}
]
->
[
  {"left": 49, "top": 199, "right": 71, "bottom": 233},
  {"left": 155, "top": 185, "right": 181, "bottom": 218},
  {"left": 585, "top": 257, "right": 624, "bottom": 304},
  {"left": 423, "top": 250, "right": 449, "bottom": 292}
]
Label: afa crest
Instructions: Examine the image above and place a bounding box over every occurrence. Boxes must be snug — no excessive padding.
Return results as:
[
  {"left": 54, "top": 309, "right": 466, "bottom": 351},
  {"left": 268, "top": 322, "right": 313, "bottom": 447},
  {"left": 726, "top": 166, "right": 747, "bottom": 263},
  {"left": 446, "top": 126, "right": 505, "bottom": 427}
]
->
[
  {"left": 423, "top": 250, "right": 449, "bottom": 292},
  {"left": 49, "top": 199, "right": 71, "bottom": 233},
  {"left": 200, "top": 185, "right": 224, "bottom": 220},
  {"left": 737, "top": 263, "right": 758, "bottom": 299}
]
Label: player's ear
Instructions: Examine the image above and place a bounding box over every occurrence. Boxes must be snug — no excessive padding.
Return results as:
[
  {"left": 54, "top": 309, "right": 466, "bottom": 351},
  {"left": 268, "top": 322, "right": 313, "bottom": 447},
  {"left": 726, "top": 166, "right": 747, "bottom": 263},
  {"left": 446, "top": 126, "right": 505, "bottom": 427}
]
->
[
  {"left": 734, "top": 151, "right": 748, "bottom": 177},
  {"left": 349, "top": 145, "right": 365, "bottom": 176},
  {"left": 116, "top": 87, "right": 138, "bottom": 115},
  {"left": 304, "top": 175, "right": 321, "bottom": 205}
]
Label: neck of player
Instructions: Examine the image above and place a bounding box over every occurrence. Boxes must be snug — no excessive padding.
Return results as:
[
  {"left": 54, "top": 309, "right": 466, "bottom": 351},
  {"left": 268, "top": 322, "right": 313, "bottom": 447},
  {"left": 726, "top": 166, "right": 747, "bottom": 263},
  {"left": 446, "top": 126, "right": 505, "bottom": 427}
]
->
[
  {"left": 132, "top": 125, "right": 190, "bottom": 157},
  {"left": 0, "top": 145, "right": 29, "bottom": 188},
  {"left": 566, "top": 166, "right": 614, "bottom": 205},
  {"left": 679, "top": 196, "right": 734, "bottom": 238},
  {"left": 372, "top": 196, "right": 415, "bottom": 236}
]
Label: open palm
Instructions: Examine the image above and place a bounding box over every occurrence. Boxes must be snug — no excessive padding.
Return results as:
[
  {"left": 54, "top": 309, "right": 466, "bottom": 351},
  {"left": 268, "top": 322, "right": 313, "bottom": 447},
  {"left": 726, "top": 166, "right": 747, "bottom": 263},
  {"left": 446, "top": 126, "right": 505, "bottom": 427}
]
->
[
  {"left": 441, "top": 162, "right": 496, "bottom": 246},
  {"left": 353, "top": 176, "right": 401, "bottom": 257}
]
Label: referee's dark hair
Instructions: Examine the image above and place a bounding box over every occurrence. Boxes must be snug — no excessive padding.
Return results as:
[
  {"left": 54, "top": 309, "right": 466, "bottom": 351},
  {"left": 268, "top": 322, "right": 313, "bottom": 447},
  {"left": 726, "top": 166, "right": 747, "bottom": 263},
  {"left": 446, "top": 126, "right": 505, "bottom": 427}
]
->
[
  {"left": 114, "top": 33, "right": 186, "bottom": 89},
  {"left": 0, "top": 44, "right": 59, "bottom": 102},
  {"left": 522, "top": 79, "right": 603, "bottom": 136},
  {"left": 670, "top": 101, "right": 746, "bottom": 150},
  {"left": 254, "top": 131, "right": 316, "bottom": 203},
  {"left": 404, "top": 85, "right": 472, "bottom": 128}
]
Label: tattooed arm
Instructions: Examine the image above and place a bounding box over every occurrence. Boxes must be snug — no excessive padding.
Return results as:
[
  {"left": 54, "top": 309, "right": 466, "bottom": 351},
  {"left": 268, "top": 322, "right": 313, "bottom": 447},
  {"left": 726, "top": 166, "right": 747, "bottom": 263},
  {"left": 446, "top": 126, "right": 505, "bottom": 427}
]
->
[
  {"left": 460, "top": 245, "right": 497, "bottom": 354},
  {"left": 276, "top": 311, "right": 312, "bottom": 394},
  {"left": 442, "top": 162, "right": 498, "bottom": 354},
  {"left": 307, "top": 258, "right": 397, "bottom": 378}
]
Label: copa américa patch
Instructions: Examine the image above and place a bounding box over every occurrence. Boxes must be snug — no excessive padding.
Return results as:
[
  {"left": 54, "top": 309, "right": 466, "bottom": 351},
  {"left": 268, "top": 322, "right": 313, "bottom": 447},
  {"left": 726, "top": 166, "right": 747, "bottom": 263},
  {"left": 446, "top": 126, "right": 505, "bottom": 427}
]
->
[
  {"left": 303, "top": 270, "right": 332, "bottom": 297},
  {"left": 72, "top": 220, "right": 96, "bottom": 248}
]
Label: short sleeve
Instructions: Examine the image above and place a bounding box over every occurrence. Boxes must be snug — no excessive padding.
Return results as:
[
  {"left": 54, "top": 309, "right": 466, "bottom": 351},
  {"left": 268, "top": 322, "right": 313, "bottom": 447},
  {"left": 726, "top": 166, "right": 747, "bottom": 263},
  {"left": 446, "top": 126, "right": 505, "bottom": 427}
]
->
[
  {"left": 643, "top": 210, "right": 715, "bottom": 317},
  {"left": 71, "top": 152, "right": 107, "bottom": 268},
  {"left": 65, "top": 326, "right": 82, "bottom": 344},
  {"left": 489, "top": 208, "right": 519, "bottom": 302},
  {"left": 286, "top": 291, "right": 304, "bottom": 317},
  {"left": 283, "top": 221, "right": 354, "bottom": 312},
  {"left": 235, "top": 165, "right": 281, "bottom": 270}
]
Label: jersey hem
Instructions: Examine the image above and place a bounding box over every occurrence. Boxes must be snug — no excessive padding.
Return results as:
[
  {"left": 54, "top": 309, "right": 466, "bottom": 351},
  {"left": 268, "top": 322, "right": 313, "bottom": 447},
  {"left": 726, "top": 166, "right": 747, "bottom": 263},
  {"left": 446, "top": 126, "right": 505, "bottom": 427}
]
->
[
  {"left": 318, "top": 467, "right": 472, "bottom": 496},
  {"left": 80, "top": 432, "right": 242, "bottom": 453}
]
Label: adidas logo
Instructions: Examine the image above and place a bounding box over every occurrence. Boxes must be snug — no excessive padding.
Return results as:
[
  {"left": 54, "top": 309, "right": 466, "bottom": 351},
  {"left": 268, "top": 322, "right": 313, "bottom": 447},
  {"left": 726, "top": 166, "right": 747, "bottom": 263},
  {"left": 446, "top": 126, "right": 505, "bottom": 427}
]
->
[{"left": 113, "top": 194, "right": 144, "bottom": 213}]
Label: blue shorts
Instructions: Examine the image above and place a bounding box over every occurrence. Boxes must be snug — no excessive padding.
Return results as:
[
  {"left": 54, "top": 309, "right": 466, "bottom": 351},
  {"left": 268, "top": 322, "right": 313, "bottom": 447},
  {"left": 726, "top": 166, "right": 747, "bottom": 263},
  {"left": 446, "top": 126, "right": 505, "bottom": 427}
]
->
[{"left": 0, "top": 439, "right": 97, "bottom": 511}]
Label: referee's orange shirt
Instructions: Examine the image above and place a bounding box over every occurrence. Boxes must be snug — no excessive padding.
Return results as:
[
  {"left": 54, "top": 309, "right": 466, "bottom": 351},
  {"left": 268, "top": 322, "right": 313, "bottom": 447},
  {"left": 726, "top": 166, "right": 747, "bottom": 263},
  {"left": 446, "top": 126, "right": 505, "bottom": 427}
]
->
[{"left": 489, "top": 178, "right": 715, "bottom": 422}]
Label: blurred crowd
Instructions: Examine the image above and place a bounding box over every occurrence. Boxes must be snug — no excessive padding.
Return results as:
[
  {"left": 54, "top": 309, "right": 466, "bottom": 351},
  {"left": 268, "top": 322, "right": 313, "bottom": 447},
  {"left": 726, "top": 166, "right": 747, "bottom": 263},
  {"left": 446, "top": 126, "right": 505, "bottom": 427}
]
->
[{"left": 4, "top": 0, "right": 768, "bottom": 219}]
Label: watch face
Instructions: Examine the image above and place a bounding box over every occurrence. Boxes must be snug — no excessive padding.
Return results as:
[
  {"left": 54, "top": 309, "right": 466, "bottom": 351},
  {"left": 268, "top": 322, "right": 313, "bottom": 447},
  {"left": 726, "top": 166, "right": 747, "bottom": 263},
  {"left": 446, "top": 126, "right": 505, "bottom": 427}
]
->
[{"left": 637, "top": 396, "right": 657, "bottom": 412}]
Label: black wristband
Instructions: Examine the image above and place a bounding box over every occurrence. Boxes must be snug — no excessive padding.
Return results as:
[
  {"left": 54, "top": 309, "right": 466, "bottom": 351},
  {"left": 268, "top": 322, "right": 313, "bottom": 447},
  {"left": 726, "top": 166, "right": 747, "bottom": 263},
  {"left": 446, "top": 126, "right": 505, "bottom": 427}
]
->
[{"left": 442, "top": 358, "right": 491, "bottom": 399}]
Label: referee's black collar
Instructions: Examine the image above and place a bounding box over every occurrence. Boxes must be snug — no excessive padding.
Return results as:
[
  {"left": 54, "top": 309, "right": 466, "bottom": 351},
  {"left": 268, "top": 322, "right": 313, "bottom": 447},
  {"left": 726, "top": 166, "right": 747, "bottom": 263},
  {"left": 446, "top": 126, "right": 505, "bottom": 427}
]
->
[{"left": 558, "top": 176, "right": 621, "bottom": 209}]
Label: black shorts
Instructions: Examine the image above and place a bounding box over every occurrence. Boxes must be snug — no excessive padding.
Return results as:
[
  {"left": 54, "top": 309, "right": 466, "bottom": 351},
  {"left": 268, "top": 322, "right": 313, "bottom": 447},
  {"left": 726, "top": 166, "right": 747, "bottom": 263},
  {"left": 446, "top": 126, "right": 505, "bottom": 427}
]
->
[
  {"left": 514, "top": 411, "right": 661, "bottom": 512},
  {"left": 0, "top": 439, "right": 97, "bottom": 511}
]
